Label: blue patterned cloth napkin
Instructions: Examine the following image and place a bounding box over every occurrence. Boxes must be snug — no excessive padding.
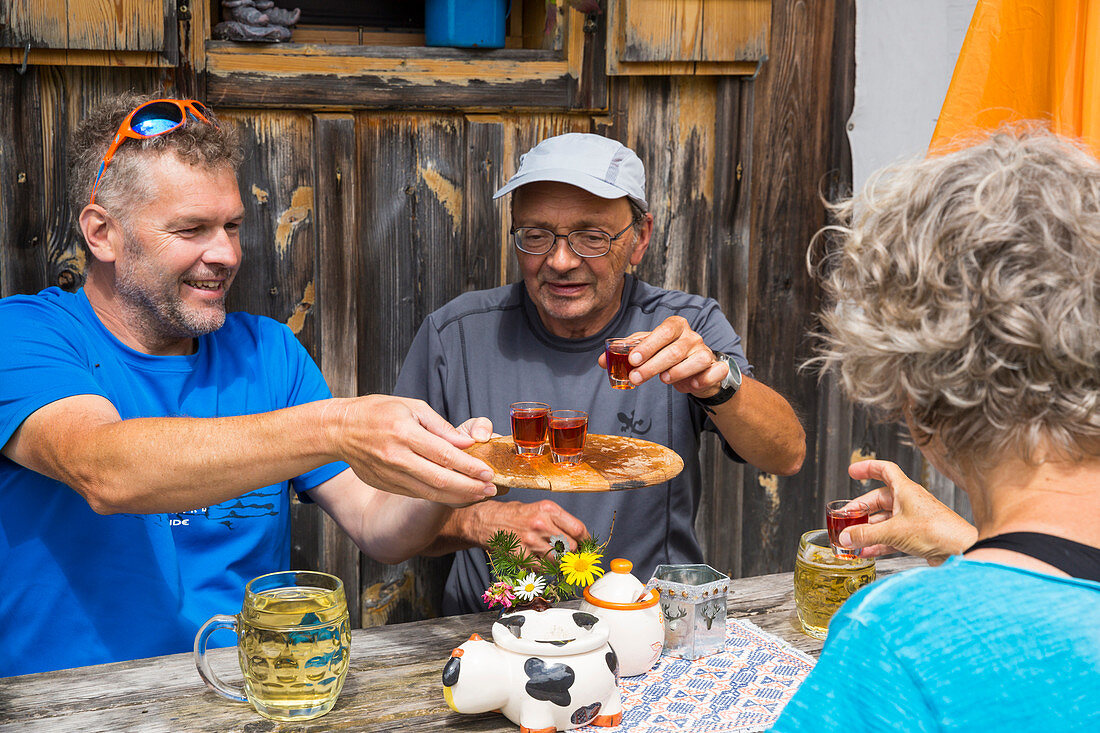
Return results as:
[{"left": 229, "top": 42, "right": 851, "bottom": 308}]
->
[{"left": 578, "top": 617, "right": 815, "bottom": 733}]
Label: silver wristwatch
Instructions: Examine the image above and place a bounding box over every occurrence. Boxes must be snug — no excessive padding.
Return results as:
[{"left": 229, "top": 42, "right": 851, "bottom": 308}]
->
[{"left": 690, "top": 351, "right": 742, "bottom": 412}]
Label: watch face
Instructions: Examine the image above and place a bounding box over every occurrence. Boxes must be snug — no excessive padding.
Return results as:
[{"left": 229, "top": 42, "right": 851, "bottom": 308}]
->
[{"left": 719, "top": 354, "right": 741, "bottom": 390}]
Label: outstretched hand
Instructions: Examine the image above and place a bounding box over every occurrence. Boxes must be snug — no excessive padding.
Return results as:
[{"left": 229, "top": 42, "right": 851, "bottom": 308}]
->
[
  {"left": 326, "top": 395, "right": 497, "bottom": 507},
  {"left": 840, "top": 459, "right": 977, "bottom": 565}
]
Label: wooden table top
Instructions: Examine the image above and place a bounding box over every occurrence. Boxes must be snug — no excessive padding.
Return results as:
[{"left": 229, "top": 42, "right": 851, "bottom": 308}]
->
[{"left": 0, "top": 557, "right": 923, "bottom": 732}]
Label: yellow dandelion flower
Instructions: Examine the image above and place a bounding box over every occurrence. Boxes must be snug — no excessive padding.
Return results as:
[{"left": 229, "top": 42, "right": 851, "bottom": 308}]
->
[{"left": 560, "top": 551, "right": 605, "bottom": 587}]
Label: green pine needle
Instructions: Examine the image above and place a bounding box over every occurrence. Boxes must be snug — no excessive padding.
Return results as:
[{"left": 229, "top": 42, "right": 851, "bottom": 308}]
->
[
  {"left": 487, "top": 530, "right": 522, "bottom": 554},
  {"left": 577, "top": 535, "right": 602, "bottom": 556}
]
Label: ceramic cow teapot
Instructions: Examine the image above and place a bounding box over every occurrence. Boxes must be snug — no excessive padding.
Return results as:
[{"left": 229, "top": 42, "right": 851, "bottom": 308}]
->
[{"left": 442, "top": 607, "right": 622, "bottom": 731}]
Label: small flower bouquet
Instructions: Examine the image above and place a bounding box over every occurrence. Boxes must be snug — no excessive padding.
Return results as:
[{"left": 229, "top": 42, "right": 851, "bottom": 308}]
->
[{"left": 482, "top": 529, "right": 609, "bottom": 612}]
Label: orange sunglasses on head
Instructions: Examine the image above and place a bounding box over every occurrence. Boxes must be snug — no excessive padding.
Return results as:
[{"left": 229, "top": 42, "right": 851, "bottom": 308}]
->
[{"left": 89, "top": 98, "right": 216, "bottom": 206}]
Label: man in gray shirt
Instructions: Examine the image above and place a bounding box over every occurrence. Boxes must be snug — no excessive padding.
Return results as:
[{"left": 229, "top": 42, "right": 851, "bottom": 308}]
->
[{"left": 395, "top": 133, "right": 805, "bottom": 614}]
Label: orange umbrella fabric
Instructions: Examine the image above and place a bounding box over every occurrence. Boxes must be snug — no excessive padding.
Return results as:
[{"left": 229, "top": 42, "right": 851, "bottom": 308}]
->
[{"left": 930, "top": 0, "right": 1099, "bottom": 156}]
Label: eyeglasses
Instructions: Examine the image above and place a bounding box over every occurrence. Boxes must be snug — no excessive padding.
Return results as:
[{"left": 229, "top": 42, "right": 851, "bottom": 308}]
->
[
  {"left": 510, "top": 220, "right": 637, "bottom": 258},
  {"left": 89, "top": 99, "right": 216, "bottom": 206}
]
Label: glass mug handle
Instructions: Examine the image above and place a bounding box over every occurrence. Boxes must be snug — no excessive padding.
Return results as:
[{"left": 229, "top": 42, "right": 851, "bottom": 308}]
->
[{"left": 193, "top": 614, "right": 247, "bottom": 703}]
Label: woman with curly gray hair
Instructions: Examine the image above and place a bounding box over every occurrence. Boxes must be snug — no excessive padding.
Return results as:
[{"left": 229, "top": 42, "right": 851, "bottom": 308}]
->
[{"left": 770, "top": 129, "right": 1100, "bottom": 731}]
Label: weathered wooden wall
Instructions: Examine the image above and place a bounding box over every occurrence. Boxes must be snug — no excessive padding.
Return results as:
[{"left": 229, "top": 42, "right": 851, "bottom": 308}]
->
[{"left": 0, "top": 1, "right": 968, "bottom": 630}]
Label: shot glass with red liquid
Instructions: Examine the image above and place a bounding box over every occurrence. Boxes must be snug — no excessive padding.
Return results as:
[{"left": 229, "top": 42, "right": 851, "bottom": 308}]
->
[
  {"left": 548, "top": 409, "right": 588, "bottom": 465},
  {"left": 825, "top": 499, "right": 870, "bottom": 558},
  {"left": 604, "top": 338, "right": 641, "bottom": 389},
  {"left": 510, "top": 402, "right": 550, "bottom": 456}
]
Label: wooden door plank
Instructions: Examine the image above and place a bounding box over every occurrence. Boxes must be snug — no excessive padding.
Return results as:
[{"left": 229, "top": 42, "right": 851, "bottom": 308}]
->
[
  {"left": 610, "top": 0, "right": 768, "bottom": 71},
  {"left": 222, "top": 110, "right": 318, "bottom": 347},
  {"left": 463, "top": 115, "right": 506, "bottom": 293},
  {"left": 695, "top": 76, "right": 750, "bottom": 579},
  {"left": 625, "top": 75, "right": 718, "bottom": 296},
  {"left": 0, "top": 67, "right": 50, "bottom": 297},
  {"left": 205, "top": 46, "right": 575, "bottom": 110},
  {"left": 33, "top": 67, "right": 82, "bottom": 296},
  {"left": 568, "top": 2, "right": 609, "bottom": 110},
  {"left": 2, "top": 0, "right": 169, "bottom": 53},
  {"left": 357, "top": 112, "right": 471, "bottom": 624},
  {"left": 175, "top": 0, "right": 206, "bottom": 96},
  {"left": 313, "top": 113, "right": 363, "bottom": 629}
]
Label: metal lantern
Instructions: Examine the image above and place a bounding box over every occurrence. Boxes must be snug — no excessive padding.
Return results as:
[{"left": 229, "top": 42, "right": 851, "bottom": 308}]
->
[{"left": 648, "top": 564, "right": 729, "bottom": 660}]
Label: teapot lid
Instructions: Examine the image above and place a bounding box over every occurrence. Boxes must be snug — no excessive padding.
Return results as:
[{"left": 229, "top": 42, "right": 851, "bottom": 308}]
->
[
  {"left": 491, "top": 607, "right": 609, "bottom": 656},
  {"left": 583, "top": 559, "right": 659, "bottom": 608}
]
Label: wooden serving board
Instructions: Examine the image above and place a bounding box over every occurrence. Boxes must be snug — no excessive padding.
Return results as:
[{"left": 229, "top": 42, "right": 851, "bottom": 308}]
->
[{"left": 463, "top": 434, "right": 684, "bottom": 492}]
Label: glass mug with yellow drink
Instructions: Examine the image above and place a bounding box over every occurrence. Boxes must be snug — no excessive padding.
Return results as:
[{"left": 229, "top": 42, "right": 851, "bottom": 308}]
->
[
  {"left": 793, "top": 529, "right": 875, "bottom": 640},
  {"left": 193, "top": 570, "right": 351, "bottom": 721}
]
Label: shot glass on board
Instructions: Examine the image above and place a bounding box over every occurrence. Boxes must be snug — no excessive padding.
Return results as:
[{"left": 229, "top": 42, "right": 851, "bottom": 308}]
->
[
  {"left": 825, "top": 499, "right": 870, "bottom": 558},
  {"left": 604, "top": 338, "right": 641, "bottom": 389},
  {"left": 510, "top": 402, "right": 550, "bottom": 456},
  {"left": 548, "top": 409, "right": 588, "bottom": 465}
]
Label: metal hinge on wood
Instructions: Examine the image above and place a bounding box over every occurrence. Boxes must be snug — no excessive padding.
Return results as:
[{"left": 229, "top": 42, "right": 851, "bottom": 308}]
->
[{"left": 177, "top": 0, "right": 192, "bottom": 21}]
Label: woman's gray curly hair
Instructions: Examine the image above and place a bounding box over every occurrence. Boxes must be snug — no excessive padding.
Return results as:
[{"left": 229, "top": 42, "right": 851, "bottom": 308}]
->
[
  {"left": 68, "top": 91, "right": 242, "bottom": 222},
  {"left": 809, "top": 128, "right": 1100, "bottom": 471}
]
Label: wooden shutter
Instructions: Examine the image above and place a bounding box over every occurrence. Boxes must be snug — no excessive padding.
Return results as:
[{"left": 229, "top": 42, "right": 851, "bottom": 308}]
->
[
  {"left": 608, "top": 0, "right": 769, "bottom": 75},
  {"left": 0, "top": 0, "right": 178, "bottom": 66}
]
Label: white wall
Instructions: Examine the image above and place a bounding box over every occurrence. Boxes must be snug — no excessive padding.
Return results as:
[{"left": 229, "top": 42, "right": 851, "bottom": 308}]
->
[
  {"left": 850, "top": 0, "right": 978, "bottom": 189},
  {"left": 849, "top": 0, "right": 980, "bottom": 520}
]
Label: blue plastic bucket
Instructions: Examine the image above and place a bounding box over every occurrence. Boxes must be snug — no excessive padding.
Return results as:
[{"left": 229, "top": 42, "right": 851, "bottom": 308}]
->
[{"left": 424, "top": 0, "right": 508, "bottom": 48}]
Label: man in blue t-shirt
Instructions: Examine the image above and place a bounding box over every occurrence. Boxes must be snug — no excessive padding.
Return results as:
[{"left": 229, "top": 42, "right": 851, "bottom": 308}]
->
[
  {"left": 394, "top": 133, "right": 806, "bottom": 614},
  {"left": 0, "top": 94, "right": 497, "bottom": 677}
]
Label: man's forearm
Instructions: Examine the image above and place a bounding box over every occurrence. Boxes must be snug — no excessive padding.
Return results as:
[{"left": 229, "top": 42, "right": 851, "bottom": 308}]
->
[
  {"left": 419, "top": 505, "right": 480, "bottom": 556},
  {"left": 13, "top": 396, "right": 339, "bottom": 514},
  {"left": 309, "top": 469, "right": 458, "bottom": 565},
  {"left": 8, "top": 392, "right": 496, "bottom": 515},
  {"left": 365, "top": 497, "right": 455, "bottom": 564},
  {"left": 708, "top": 377, "right": 806, "bottom": 476}
]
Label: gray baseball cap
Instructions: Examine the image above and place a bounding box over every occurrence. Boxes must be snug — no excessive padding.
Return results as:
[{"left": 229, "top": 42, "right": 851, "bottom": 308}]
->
[{"left": 493, "top": 132, "right": 648, "bottom": 211}]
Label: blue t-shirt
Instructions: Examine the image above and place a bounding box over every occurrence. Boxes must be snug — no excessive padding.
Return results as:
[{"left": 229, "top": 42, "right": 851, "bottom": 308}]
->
[
  {"left": 0, "top": 288, "right": 348, "bottom": 676},
  {"left": 394, "top": 275, "right": 750, "bottom": 614},
  {"left": 771, "top": 556, "right": 1100, "bottom": 731}
]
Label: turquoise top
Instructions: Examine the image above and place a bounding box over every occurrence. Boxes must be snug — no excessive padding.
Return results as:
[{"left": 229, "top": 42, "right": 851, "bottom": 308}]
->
[{"left": 771, "top": 554, "right": 1100, "bottom": 731}]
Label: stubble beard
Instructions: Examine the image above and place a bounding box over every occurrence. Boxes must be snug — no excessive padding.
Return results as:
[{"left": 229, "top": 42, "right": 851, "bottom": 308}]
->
[{"left": 114, "top": 229, "right": 229, "bottom": 344}]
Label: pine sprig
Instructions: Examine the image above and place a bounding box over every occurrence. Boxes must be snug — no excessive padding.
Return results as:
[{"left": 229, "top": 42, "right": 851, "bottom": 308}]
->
[
  {"left": 486, "top": 529, "right": 522, "bottom": 555},
  {"left": 577, "top": 534, "right": 604, "bottom": 556},
  {"left": 487, "top": 530, "right": 542, "bottom": 580}
]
